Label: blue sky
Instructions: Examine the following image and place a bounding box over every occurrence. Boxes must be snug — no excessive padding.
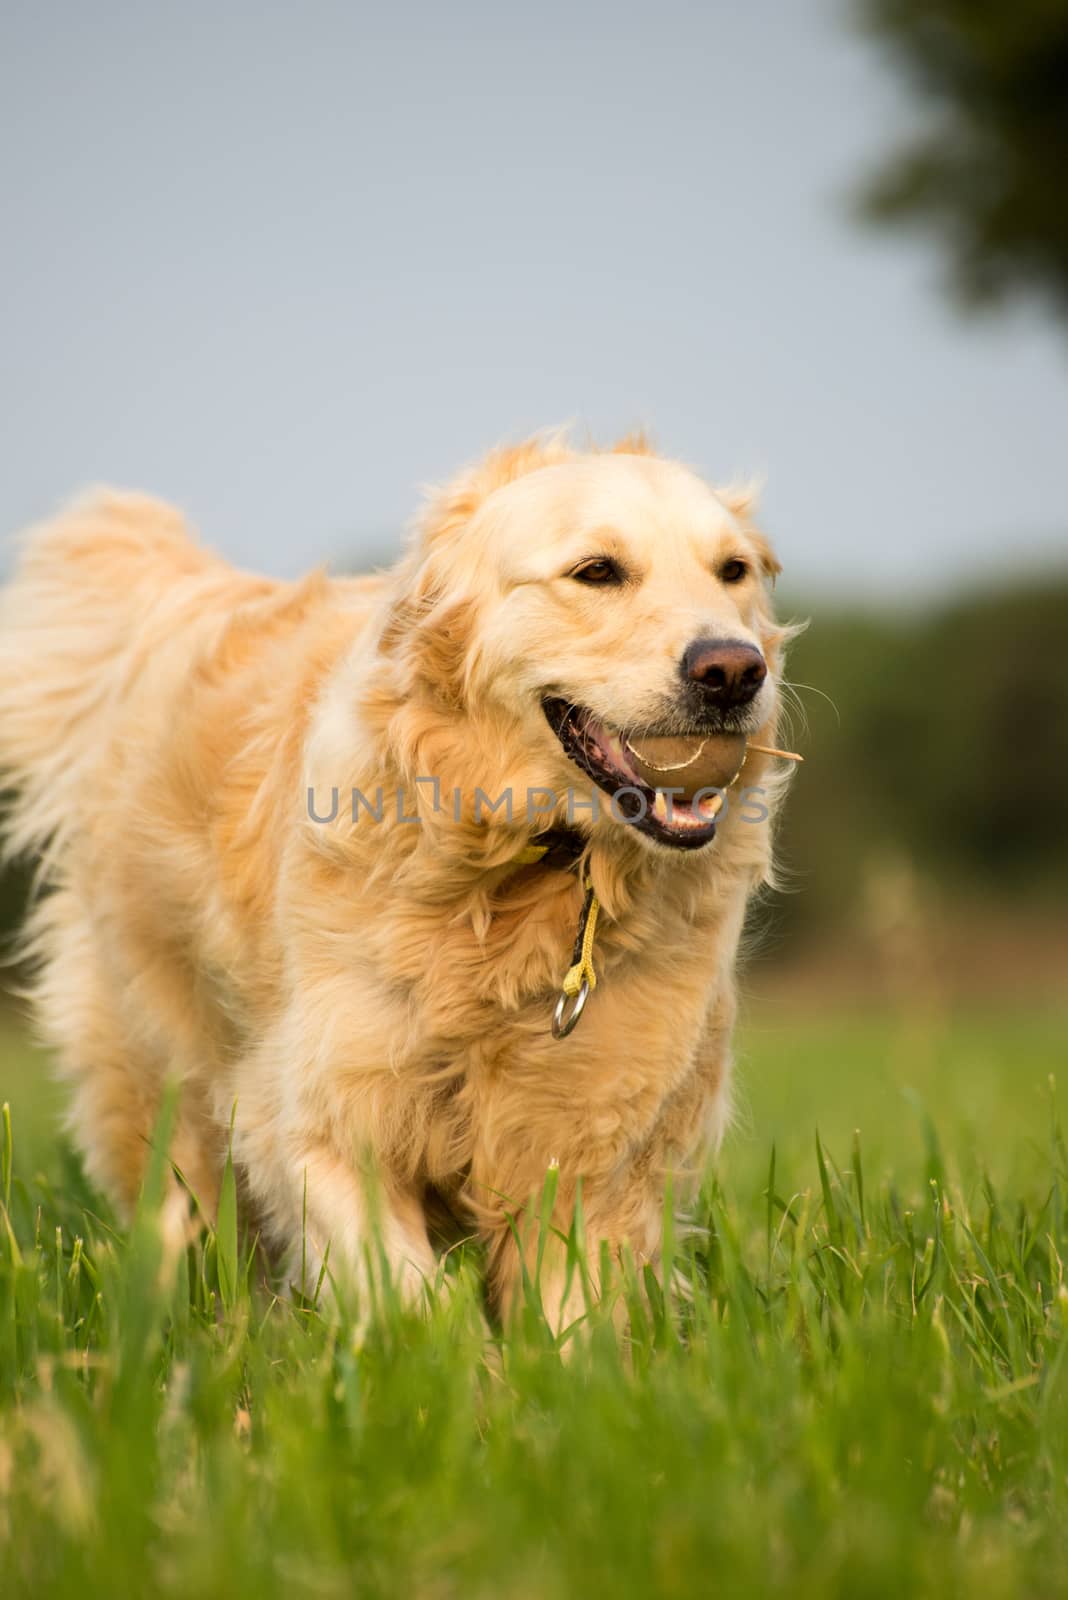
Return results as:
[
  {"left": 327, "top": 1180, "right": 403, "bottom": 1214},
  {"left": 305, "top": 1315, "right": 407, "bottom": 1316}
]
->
[{"left": 3, "top": 0, "right": 1066, "bottom": 601}]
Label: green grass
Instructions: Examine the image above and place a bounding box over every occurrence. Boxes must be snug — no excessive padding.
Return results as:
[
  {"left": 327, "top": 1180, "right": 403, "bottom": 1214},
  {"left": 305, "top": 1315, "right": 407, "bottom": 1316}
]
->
[{"left": 2, "top": 1003, "right": 1067, "bottom": 1599}]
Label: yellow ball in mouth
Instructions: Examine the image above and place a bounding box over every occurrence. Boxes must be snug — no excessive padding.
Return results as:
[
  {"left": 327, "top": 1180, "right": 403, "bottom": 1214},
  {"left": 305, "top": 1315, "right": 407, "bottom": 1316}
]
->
[{"left": 623, "top": 732, "right": 748, "bottom": 802}]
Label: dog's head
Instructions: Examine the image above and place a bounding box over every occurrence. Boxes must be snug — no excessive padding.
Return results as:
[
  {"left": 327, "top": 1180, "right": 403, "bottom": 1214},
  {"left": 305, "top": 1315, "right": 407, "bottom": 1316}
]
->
[{"left": 382, "top": 435, "right": 787, "bottom": 853}]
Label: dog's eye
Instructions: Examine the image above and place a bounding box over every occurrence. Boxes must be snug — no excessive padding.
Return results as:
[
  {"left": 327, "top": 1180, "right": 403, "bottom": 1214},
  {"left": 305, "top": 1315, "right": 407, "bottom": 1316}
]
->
[
  {"left": 720, "top": 558, "right": 749, "bottom": 584},
  {"left": 570, "top": 557, "right": 624, "bottom": 586}
]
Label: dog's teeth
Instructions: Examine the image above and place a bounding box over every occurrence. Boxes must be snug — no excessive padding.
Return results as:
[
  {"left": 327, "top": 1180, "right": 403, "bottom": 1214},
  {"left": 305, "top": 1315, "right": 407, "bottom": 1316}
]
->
[{"left": 652, "top": 792, "right": 668, "bottom": 819}]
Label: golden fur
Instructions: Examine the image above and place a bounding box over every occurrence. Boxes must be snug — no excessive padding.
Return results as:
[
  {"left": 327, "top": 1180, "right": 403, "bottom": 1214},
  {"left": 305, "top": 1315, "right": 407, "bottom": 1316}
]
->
[{"left": 0, "top": 435, "right": 792, "bottom": 1326}]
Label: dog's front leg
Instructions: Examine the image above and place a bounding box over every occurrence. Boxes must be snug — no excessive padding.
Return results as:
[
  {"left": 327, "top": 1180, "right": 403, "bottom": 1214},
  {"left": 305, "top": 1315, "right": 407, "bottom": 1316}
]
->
[
  {"left": 472, "top": 1006, "right": 733, "bottom": 1337},
  {"left": 229, "top": 1005, "right": 439, "bottom": 1311},
  {"left": 479, "top": 1163, "right": 669, "bottom": 1337},
  {"left": 468, "top": 1093, "right": 672, "bottom": 1335},
  {"left": 266, "top": 1137, "right": 438, "bottom": 1310}
]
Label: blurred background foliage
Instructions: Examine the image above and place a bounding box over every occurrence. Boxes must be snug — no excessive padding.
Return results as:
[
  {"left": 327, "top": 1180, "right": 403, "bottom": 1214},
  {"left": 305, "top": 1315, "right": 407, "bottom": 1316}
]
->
[{"left": 757, "top": 571, "right": 1068, "bottom": 997}]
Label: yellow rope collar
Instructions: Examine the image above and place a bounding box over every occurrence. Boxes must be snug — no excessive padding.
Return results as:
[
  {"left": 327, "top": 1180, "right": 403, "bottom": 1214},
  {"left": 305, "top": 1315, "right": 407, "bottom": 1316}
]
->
[
  {"left": 552, "top": 868, "right": 601, "bottom": 1041},
  {"left": 509, "top": 838, "right": 601, "bottom": 1040},
  {"left": 562, "top": 873, "right": 600, "bottom": 999},
  {"left": 511, "top": 842, "right": 552, "bottom": 866}
]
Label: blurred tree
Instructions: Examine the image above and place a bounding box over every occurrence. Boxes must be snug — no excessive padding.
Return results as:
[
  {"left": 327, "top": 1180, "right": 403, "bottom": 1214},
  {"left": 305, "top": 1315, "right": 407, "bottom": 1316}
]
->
[{"left": 856, "top": 0, "right": 1068, "bottom": 314}]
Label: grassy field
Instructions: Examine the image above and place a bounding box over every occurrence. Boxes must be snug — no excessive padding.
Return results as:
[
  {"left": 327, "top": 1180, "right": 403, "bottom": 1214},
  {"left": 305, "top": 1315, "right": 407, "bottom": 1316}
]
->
[{"left": 2, "top": 998, "right": 1067, "bottom": 1598}]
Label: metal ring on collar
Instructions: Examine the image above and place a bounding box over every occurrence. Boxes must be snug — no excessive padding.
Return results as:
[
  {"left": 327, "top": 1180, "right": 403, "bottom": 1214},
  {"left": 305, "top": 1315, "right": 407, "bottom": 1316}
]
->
[{"left": 552, "top": 978, "right": 590, "bottom": 1040}]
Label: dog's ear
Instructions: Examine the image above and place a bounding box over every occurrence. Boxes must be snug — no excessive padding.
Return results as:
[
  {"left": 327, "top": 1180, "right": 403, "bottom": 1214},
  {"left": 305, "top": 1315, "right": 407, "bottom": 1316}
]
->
[
  {"left": 378, "top": 577, "right": 460, "bottom": 699},
  {"left": 382, "top": 434, "right": 580, "bottom": 706},
  {"left": 720, "top": 481, "right": 759, "bottom": 521},
  {"left": 379, "top": 546, "right": 482, "bottom": 711},
  {"left": 407, "top": 594, "right": 480, "bottom": 711},
  {"left": 749, "top": 530, "right": 782, "bottom": 583},
  {"left": 719, "top": 481, "right": 781, "bottom": 582}
]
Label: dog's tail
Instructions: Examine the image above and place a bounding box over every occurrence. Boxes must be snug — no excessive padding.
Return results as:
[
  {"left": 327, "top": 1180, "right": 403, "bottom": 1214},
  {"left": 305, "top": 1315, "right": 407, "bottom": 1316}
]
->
[{"left": 0, "top": 489, "right": 214, "bottom": 866}]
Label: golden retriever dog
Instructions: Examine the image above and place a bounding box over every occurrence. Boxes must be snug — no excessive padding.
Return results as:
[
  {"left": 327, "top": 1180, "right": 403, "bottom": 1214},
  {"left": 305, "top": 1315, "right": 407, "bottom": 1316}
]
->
[{"left": 0, "top": 433, "right": 794, "bottom": 1327}]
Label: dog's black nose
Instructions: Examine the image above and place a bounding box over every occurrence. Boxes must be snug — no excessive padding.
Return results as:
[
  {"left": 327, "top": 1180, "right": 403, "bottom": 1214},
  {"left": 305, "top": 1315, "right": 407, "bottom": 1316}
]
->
[{"left": 682, "top": 638, "right": 767, "bottom": 707}]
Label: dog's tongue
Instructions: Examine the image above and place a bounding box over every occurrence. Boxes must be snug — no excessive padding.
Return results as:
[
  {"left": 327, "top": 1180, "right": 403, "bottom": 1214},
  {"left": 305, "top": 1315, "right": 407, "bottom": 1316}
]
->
[{"left": 624, "top": 732, "right": 747, "bottom": 801}]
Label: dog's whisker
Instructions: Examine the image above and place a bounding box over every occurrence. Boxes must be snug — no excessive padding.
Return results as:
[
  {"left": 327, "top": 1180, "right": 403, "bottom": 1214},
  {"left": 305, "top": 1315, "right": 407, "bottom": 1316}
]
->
[
  {"left": 776, "top": 685, "right": 809, "bottom": 744},
  {"left": 781, "top": 678, "right": 840, "bottom": 727}
]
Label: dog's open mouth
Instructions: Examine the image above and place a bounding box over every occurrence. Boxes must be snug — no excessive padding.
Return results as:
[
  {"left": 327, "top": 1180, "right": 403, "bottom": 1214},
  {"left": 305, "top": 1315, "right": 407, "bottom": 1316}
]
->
[{"left": 541, "top": 697, "right": 748, "bottom": 850}]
